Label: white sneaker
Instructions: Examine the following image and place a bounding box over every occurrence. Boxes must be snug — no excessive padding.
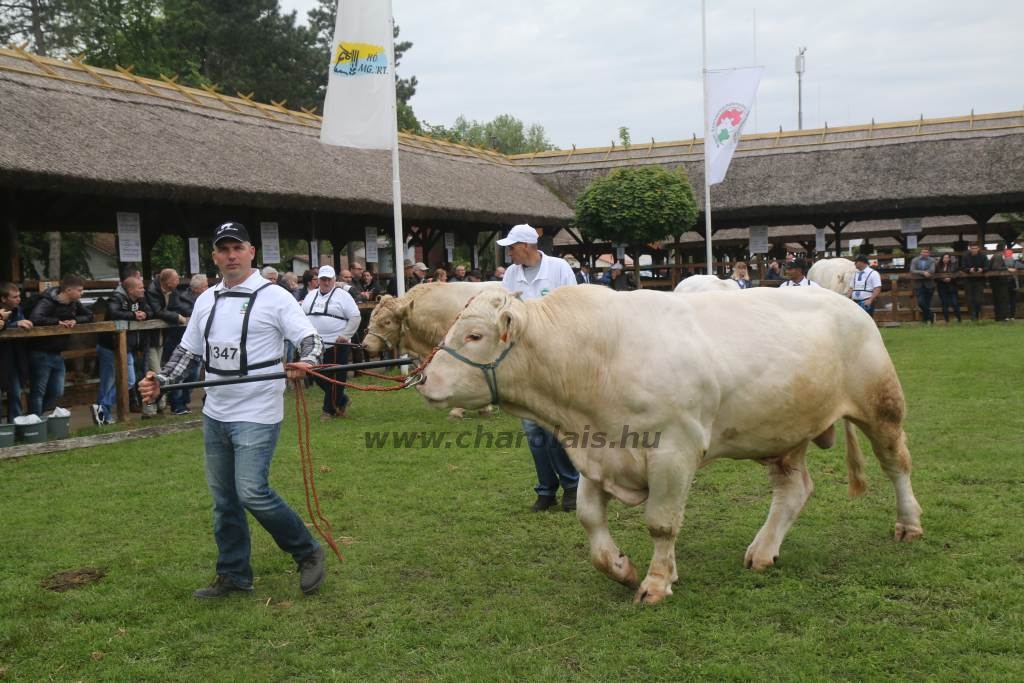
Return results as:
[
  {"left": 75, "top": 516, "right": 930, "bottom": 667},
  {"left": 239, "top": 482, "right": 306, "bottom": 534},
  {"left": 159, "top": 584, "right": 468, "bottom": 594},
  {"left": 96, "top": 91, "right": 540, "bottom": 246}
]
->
[{"left": 90, "top": 404, "right": 103, "bottom": 426}]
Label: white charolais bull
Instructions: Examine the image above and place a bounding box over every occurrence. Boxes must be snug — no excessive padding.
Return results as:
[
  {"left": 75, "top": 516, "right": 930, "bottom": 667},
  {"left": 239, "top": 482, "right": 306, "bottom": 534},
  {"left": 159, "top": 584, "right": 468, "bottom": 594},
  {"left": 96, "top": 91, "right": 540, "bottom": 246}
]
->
[
  {"left": 808, "top": 257, "right": 857, "bottom": 295},
  {"left": 364, "top": 282, "right": 503, "bottom": 357},
  {"left": 415, "top": 285, "right": 923, "bottom": 604},
  {"left": 364, "top": 281, "right": 503, "bottom": 417},
  {"left": 673, "top": 274, "right": 740, "bottom": 293}
]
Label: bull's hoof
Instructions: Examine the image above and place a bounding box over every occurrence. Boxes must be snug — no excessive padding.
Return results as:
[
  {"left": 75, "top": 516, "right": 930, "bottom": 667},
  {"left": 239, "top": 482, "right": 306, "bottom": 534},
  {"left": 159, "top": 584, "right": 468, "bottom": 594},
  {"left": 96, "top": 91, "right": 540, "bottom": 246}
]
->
[
  {"left": 894, "top": 523, "right": 924, "bottom": 541},
  {"left": 478, "top": 405, "right": 495, "bottom": 417},
  {"left": 447, "top": 408, "right": 466, "bottom": 419},
  {"left": 632, "top": 580, "right": 672, "bottom": 605},
  {"left": 613, "top": 556, "right": 639, "bottom": 588},
  {"left": 744, "top": 542, "right": 779, "bottom": 571}
]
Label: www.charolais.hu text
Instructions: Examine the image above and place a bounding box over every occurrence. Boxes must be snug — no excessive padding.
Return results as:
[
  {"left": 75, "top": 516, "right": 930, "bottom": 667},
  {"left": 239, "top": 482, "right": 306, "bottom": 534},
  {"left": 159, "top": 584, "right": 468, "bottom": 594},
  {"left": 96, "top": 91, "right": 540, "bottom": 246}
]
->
[{"left": 363, "top": 424, "right": 661, "bottom": 449}]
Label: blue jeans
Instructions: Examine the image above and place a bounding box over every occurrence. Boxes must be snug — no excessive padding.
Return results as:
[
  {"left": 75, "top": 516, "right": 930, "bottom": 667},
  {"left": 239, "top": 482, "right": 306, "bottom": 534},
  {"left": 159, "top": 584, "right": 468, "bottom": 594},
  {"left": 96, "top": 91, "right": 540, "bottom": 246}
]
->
[
  {"left": 853, "top": 299, "right": 875, "bottom": 317},
  {"left": 96, "top": 345, "right": 136, "bottom": 423},
  {"left": 202, "top": 417, "right": 319, "bottom": 587},
  {"left": 28, "top": 350, "right": 65, "bottom": 416},
  {"left": 914, "top": 286, "right": 935, "bottom": 323},
  {"left": 522, "top": 419, "right": 579, "bottom": 497},
  {"left": 2, "top": 353, "right": 22, "bottom": 419}
]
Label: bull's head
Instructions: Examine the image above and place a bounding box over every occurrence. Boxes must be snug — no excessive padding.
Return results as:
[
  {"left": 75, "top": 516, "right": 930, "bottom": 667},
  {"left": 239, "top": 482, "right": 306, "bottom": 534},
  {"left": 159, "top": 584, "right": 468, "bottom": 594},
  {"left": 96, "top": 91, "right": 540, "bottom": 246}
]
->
[
  {"left": 363, "top": 295, "right": 406, "bottom": 353},
  {"left": 416, "top": 289, "right": 523, "bottom": 409}
]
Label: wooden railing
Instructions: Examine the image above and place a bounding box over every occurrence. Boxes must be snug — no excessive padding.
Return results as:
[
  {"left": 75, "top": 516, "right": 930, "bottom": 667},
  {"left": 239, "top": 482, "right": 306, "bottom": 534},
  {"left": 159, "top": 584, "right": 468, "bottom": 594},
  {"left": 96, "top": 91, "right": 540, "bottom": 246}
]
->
[{"left": 0, "top": 319, "right": 173, "bottom": 423}]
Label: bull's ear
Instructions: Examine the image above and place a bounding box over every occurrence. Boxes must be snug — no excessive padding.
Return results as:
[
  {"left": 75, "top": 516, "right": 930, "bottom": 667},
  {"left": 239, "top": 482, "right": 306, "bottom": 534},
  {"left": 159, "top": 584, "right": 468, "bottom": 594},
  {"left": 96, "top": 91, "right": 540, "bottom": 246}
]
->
[
  {"left": 498, "top": 307, "right": 523, "bottom": 343},
  {"left": 393, "top": 297, "right": 412, "bottom": 321}
]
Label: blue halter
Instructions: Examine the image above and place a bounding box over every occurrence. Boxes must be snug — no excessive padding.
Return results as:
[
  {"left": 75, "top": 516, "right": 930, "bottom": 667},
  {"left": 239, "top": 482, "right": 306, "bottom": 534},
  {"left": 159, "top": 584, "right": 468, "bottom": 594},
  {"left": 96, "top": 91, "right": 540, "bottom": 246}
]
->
[{"left": 436, "top": 341, "right": 516, "bottom": 405}]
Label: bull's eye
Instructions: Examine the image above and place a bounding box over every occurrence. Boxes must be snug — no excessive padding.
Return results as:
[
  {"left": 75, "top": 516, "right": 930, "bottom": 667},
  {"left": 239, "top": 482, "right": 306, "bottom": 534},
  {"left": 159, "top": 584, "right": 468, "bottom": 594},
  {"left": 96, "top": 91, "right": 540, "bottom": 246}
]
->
[{"left": 466, "top": 333, "right": 482, "bottom": 342}]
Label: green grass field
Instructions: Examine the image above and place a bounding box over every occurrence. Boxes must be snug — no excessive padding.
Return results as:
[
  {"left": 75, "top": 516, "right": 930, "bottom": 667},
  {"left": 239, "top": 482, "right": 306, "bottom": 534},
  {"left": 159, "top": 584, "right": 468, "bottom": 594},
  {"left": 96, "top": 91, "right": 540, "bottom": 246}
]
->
[{"left": 2, "top": 323, "right": 1023, "bottom": 681}]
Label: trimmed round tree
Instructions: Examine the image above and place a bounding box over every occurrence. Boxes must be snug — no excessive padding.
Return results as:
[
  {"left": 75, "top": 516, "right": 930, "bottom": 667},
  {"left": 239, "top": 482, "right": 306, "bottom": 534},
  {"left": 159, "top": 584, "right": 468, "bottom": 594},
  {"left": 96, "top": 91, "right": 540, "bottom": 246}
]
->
[{"left": 574, "top": 166, "right": 698, "bottom": 285}]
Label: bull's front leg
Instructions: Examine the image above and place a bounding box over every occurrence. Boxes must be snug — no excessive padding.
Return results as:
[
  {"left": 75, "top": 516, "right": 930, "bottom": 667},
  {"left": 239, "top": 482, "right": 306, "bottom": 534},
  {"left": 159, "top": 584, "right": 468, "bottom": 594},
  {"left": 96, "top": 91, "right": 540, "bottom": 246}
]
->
[
  {"left": 635, "top": 450, "right": 697, "bottom": 605},
  {"left": 577, "top": 476, "right": 638, "bottom": 589}
]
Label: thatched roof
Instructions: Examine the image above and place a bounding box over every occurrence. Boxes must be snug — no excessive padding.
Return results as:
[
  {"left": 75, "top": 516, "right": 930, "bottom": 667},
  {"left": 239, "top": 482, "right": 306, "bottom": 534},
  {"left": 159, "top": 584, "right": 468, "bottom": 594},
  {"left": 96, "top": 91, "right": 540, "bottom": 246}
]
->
[
  {"left": 516, "top": 112, "right": 1024, "bottom": 228},
  {"left": 2, "top": 46, "right": 1022, "bottom": 240},
  {"left": 0, "top": 47, "right": 573, "bottom": 229}
]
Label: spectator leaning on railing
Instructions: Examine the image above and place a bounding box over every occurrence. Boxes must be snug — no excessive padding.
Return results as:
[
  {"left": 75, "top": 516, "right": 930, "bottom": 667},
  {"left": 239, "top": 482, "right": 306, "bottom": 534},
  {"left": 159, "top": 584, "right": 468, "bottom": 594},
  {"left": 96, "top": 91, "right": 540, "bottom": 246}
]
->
[
  {"left": 960, "top": 243, "right": 988, "bottom": 321},
  {"left": 144, "top": 269, "right": 185, "bottom": 416},
  {"left": 1, "top": 282, "right": 33, "bottom": 419},
  {"left": 92, "top": 276, "right": 152, "bottom": 425},
  {"left": 27, "top": 274, "right": 93, "bottom": 416},
  {"left": 162, "top": 274, "right": 209, "bottom": 415}
]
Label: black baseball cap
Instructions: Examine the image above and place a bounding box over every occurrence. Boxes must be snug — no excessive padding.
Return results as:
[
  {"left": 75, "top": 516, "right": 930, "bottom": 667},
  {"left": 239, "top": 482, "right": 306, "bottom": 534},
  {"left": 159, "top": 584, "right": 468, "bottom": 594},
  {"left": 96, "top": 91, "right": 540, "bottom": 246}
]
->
[{"left": 213, "top": 221, "right": 250, "bottom": 246}]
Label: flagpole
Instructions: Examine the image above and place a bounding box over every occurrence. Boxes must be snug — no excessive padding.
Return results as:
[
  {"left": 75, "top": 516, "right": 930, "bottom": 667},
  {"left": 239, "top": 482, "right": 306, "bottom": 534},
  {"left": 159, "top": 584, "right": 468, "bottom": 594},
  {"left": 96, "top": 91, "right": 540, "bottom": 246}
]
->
[
  {"left": 701, "top": 0, "right": 714, "bottom": 275},
  {"left": 389, "top": 9, "right": 406, "bottom": 297}
]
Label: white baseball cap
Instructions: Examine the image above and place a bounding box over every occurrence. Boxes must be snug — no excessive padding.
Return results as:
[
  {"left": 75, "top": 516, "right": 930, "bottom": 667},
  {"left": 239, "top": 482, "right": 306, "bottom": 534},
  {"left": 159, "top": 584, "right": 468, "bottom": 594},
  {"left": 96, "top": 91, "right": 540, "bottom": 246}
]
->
[
  {"left": 317, "top": 265, "right": 336, "bottom": 279},
  {"left": 496, "top": 224, "right": 539, "bottom": 246}
]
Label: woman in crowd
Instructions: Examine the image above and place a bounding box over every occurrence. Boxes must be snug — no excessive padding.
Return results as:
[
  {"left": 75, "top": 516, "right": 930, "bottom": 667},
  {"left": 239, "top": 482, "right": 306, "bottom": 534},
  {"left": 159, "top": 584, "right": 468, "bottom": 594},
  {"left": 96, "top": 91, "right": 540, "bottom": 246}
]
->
[
  {"left": 730, "top": 261, "right": 752, "bottom": 289},
  {"left": 935, "top": 252, "right": 962, "bottom": 323},
  {"left": 433, "top": 268, "right": 449, "bottom": 283},
  {"left": 356, "top": 269, "right": 384, "bottom": 302}
]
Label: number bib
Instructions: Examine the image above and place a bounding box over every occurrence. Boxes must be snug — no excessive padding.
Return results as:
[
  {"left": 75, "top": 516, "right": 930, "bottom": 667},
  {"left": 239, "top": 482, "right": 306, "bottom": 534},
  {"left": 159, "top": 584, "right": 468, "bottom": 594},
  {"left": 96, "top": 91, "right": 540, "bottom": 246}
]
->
[{"left": 207, "top": 340, "right": 242, "bottom": 372}]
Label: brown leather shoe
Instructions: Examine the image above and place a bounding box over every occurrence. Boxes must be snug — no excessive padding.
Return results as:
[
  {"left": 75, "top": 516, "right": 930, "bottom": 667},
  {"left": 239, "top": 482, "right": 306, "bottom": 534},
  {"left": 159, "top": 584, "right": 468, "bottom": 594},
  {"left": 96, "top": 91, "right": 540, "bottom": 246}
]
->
[
  {"left": 298, "top": 547, "right": 326, "bottom": 595},
  {"left": 561, "top": 488, "right": 577, "bottom": 512},
  {"left": 530, "top": 495, "right": 558, "bottom": 512},
  {"left": 193, "top": 575, "right": 253, "bottom": 599}
]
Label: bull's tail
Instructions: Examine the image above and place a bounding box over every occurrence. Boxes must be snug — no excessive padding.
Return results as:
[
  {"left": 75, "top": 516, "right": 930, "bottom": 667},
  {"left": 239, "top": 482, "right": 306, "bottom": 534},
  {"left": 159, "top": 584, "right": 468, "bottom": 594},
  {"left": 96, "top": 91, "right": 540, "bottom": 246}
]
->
[{"left": 844, "top": 419, "right": 869, "bottom": 497}]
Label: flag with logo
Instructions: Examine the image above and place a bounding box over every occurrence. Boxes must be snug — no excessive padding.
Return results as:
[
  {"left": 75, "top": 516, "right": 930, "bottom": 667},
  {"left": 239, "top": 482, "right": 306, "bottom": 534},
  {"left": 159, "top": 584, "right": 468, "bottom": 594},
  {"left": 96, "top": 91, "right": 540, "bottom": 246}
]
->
[
  {"left": 704, "top": 66, "right": 763, "bottom": 185},
  {"left": 320, "top": 0, "right": 395, "bottom": 150}
]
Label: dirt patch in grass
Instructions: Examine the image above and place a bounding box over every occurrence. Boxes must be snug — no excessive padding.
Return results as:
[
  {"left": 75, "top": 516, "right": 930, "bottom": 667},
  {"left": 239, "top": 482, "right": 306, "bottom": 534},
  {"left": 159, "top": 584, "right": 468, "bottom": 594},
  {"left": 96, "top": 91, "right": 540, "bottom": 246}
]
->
[{"left": 40, "top": 567, "right": 107, "bottom": 592}]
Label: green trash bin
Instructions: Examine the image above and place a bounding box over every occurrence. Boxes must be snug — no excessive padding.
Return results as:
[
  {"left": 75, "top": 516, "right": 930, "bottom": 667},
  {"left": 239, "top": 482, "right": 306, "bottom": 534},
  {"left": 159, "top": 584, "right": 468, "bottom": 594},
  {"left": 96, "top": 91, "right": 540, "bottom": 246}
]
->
[
  {"left": 48, "top": 414, "right": 70, "bottom": 440},
  {"left": 16, "top": 419, "right": 48, "bottom": 444},
  {"left": 0, "top": 422, "right": 15, "bottom": 447}
]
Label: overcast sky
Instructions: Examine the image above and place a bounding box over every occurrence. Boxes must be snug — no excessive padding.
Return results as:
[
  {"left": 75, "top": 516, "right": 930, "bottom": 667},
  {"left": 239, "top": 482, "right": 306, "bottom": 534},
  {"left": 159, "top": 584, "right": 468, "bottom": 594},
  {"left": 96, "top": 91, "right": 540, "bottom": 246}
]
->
[{"left": 280, "top": 0, "right": 1024, "bottom": 150}]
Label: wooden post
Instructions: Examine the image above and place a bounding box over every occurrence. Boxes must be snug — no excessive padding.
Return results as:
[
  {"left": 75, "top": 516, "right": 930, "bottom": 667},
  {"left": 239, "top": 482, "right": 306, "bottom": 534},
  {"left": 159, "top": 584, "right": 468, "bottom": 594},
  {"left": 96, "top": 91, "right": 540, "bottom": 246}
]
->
[{"left": 115, "top": 327, "right": 129, "bottom": 423}]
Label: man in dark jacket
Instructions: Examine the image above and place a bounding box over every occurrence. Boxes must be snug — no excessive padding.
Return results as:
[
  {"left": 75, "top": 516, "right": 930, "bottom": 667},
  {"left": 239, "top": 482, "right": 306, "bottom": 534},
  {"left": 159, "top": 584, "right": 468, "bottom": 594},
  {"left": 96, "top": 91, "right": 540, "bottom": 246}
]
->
[
  {"left": 960, "top": 243, "right": 988, "bottom": 321},
  {"left": 1, "top": 282, "right": 33, "bottom": 419},
  {"left": 164, "top": 274, "right": 209, "bottom": 414},
  {"left": 144, "top": 269, "right": 185, "bottom": 415},
  {"left": 92, "top": 276, "right": 152, "bottom": 425},
  {"left": 28, "top": 274, "right": 93, "bottom": 415}
]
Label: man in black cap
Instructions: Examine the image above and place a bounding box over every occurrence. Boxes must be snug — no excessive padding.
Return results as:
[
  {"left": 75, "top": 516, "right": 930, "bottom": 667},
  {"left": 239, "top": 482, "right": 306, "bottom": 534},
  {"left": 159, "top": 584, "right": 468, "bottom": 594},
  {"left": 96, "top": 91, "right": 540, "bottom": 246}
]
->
[
  {"left": 780, "top": 259, "right": 818, "bottom": 287},
  {"left": 139, "top": 221, "right": 328, "bottom": 599},
  {"left": 850, "top": 254, "right": 882, "bottom": 316}
]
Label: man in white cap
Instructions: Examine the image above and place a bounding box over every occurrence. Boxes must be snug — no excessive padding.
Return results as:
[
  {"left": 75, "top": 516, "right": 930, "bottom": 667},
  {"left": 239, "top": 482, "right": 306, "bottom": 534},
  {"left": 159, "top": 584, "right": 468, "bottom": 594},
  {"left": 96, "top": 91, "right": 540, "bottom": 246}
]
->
[
  {"left": 301, "top": 265, "right": 361, "bottom": 419},
  {"left": 496, "top": 223, "right": 580, "bottom": 512}
]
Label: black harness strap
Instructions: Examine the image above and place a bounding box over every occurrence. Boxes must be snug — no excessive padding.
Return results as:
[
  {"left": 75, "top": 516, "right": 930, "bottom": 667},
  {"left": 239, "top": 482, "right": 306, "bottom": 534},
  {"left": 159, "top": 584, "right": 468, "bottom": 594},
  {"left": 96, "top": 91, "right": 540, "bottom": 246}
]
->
[
  {"left": 305, "top": 287, "right": 349, "bottom": 322},
  {"left": 204, "top": 282, "right": 277, "bottom": 377}
]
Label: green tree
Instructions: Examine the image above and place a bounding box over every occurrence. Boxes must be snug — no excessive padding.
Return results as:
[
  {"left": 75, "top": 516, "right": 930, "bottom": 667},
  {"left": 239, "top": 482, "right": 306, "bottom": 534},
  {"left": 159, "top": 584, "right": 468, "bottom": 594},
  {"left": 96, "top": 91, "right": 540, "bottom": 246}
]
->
[
  {"left": 423, "top": 113, "right": 554, "bottom": 154},
  {"left": 618, "top": 126, "right": 631, "bottom": 150},
  {"left": 17, "top": 231, "right": 95, "bottom": 279},
  {"left": 574, "top": 165, "right": 699, "bottom": 280},
  {"left": 0, "top": 0, "right": 81, "bottom": 57}
]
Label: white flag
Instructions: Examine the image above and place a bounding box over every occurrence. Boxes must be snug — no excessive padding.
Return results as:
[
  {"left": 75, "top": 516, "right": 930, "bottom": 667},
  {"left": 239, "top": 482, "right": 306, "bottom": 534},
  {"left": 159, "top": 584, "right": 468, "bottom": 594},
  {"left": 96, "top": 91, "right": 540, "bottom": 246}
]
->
[
  {"left": 320, "top": 0, "right": 395, "bottom": 150},
  {"left": 704, "top": 66, "right": 763, "bottom": 185}
]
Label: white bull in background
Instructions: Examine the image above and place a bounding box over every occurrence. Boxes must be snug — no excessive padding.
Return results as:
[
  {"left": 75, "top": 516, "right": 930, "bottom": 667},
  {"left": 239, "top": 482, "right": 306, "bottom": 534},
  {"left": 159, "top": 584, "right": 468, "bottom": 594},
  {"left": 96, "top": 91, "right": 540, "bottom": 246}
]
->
[
  {"left": 808, "top": 257, "right": 857, "bottom": 295},
  {"left": 364, "top": 281, "right": 503, "bottom": 418},
  {"left": 415, "top": 285, "right": 923, "bottom": 604},
  {"left": 673, "top": 274, "right": 740, "bottom": 293}
]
